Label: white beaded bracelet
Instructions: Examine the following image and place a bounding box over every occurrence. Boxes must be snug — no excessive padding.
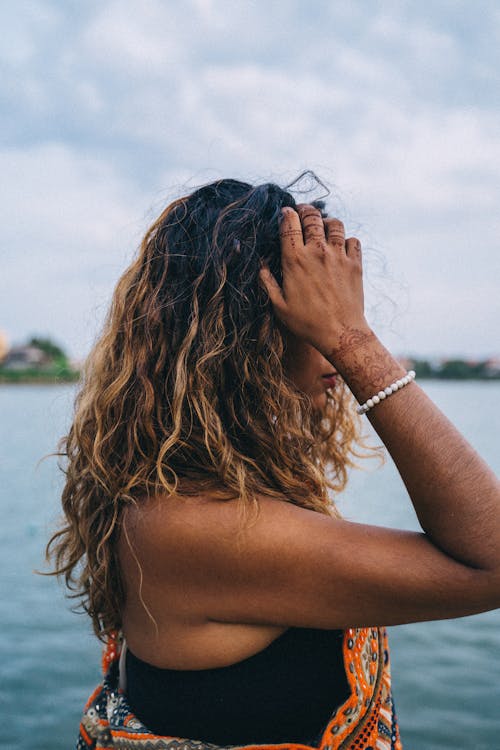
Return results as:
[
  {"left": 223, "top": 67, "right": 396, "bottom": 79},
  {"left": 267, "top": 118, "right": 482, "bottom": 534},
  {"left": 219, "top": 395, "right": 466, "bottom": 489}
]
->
[{"left": 356, "top": 370, "right": 416, "bottom": 415}]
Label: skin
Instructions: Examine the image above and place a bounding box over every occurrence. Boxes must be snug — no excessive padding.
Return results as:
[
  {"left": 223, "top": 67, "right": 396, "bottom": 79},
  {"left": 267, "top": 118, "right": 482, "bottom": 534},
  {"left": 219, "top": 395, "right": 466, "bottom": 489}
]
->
[
  {"left": 281, "top": 330, "right": 337, "bottom": 410},
  {"left": 119, "top": 204, "right": 500, "bottom": 670}
]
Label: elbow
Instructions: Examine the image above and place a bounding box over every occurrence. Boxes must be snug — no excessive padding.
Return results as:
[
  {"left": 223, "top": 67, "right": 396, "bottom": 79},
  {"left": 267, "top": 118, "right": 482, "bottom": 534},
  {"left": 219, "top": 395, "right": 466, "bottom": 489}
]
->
[{"left": 472, "top": 568, "right": 500, "bottom": 613}]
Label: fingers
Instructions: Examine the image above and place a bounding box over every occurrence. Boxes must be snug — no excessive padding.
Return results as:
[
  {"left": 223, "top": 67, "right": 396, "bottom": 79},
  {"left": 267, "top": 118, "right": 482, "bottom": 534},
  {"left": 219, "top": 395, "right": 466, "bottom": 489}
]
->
[
  {"left": 345, "top": 237, "right": 362, "bottom": 264},
  {"left": 277, "top": 205, "right": 361, "bottom": 269},
  {"left": 279, "top": 207, "right": 304, "bottom": 257},
  {"left": 324, "top": 218, "right": 345, "bottom": 249},
  {"left": 296, "top": 204, "right": 325, "bottom": 245},
  {"left": 258, "top": 262, "right": 286, "bottom": 313},
  {"left": 324, "top": 218, "right": 362, "bottom": 264}
]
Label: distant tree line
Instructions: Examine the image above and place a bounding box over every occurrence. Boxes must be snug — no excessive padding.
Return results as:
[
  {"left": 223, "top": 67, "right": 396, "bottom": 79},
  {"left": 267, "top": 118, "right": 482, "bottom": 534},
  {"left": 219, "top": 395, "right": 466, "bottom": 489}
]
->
[
  {"left": 28, "top": 336, "right": 67, "bottom": 360},
  {"left": 410, "top": 358, "right": 500, "bottom": 380},
  {"left": 1, "top": 335, "right": 499, "bottom": 384},
  {"left": 0, "top": 335, "right": 80, "bottom": 383}
]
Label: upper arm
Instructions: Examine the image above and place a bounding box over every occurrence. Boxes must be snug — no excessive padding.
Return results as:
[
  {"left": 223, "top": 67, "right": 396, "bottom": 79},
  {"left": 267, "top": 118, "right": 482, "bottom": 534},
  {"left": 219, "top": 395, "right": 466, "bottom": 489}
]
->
[{"left": 131, "top": 495, "right": 498, "bottom": 630}]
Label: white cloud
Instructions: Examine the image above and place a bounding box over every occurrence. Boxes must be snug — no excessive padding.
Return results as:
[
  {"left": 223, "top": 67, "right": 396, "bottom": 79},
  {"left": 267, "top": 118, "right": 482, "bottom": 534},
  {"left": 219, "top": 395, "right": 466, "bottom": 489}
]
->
[
  {"left": 0, "top": 1, "right": 60, "bottom": 66},
  {"left": 2, "top": 0, "right": 500, "bottom": 357},
  {"left": 81, "top": 0, "right": 187, "bottom": 75},
  {"left": 1, "top": 143, "right": 140, "bottom": 256},
  {"left": 0, "top": 143, "right": 146, "bottom": 356},
  {"left": 369, "top": 12, "right": 458, "bottom": 63}
]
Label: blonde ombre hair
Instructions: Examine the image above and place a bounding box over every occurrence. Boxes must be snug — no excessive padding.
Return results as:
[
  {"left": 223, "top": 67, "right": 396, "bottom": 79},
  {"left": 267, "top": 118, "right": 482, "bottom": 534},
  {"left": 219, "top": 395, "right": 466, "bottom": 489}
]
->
[{"left": 46, "top": 177, "right": 371, "bottom": 640}]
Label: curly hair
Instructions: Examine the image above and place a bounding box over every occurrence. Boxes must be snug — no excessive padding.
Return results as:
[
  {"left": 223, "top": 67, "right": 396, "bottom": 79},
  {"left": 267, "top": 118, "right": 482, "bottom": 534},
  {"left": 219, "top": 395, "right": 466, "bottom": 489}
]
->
[{"left": 46, "top": 176, "right": 373, "bottom": 640}]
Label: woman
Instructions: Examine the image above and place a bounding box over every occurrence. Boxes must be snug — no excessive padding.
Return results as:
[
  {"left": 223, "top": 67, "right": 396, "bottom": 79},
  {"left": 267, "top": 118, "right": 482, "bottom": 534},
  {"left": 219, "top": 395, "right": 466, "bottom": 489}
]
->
[{"left": 48, "top": 178, "right": 500, "bottom": 750}]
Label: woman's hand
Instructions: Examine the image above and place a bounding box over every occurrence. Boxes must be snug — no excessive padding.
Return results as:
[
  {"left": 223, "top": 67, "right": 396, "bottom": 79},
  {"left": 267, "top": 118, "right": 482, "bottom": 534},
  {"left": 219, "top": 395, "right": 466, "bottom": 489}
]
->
[{"left": 259, "top": 204, "right": 370, "bottom": 357}]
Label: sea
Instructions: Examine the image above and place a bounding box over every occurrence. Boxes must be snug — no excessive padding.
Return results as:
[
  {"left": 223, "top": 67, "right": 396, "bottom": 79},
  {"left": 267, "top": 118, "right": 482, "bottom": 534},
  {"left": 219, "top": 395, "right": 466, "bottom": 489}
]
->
[{"left": 1, "top": 381, "right": 499, "bottom": 750}]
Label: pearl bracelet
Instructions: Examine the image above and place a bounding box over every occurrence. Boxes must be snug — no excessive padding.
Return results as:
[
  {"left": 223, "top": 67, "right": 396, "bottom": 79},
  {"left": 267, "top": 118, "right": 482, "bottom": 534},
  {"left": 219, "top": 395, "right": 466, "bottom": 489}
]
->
[{"left": 356, "top": 370, "right": 416, "bottom": 415}]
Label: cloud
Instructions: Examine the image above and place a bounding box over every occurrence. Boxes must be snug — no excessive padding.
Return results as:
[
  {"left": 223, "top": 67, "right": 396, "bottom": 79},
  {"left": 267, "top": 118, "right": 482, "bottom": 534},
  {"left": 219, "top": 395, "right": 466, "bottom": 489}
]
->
[
  {"left": 81, "top": 0, "right": 188, "bottom": 75},
  {"left": 0, "top": 143, "right": 144, "bottom": 355},
  {"left": 1, "top": 1, "right": 500, "bottom": 357},
  {"left": 0, "top": 1, "right": 60, "bottom": 66}
]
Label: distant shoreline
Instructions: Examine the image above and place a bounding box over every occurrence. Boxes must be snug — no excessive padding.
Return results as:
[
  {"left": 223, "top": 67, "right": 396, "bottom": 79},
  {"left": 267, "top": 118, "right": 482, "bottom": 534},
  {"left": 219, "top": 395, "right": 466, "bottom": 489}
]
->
[
  {"left": 0, "top": 372, "right": 80, "bottom": 385},
  {"left": 1, "top": 374, "right": 500, "bottom": 386}
]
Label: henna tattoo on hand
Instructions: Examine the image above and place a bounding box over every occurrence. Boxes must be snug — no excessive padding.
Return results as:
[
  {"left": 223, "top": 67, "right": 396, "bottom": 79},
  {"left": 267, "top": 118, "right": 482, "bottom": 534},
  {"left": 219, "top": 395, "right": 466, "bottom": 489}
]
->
[
  {"left": 340, "top": 349, "right": 405, "bottom": 400},
  {"left": 328, "top": 327, "right": 377, "bottom": 359},
  {"left": 327, "top": 327, "right": 406, "bottom": 402}
]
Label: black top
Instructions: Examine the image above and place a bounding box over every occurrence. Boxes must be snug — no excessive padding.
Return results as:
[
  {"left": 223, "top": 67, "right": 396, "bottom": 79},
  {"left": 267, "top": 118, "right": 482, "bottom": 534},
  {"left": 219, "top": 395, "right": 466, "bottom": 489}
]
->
[{"left": 125, "top": 626, "right": 350, "bottom": 746}]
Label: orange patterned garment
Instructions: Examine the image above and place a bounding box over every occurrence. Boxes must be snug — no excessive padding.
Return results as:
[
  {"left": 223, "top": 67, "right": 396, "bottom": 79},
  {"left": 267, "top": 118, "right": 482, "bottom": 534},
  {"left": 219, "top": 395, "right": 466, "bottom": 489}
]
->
[{"left": 77, "top": 627, "right": 403, "bottom": 750}]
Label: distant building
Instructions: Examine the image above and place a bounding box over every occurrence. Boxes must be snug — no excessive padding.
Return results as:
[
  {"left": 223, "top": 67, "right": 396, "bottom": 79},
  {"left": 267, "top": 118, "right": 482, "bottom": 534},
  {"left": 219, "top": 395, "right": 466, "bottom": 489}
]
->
[
  {"left": 2, "top": 344, "right": 52, "bottom": 370},
  {"left": 485, "top": 357, "right": 500, "bottom": 377},
  {"left": 0, "top": 329, "right": 8, "bottom": 363},
  {"left": 396, "top": 356, "right": 414, "bottom": 370}
]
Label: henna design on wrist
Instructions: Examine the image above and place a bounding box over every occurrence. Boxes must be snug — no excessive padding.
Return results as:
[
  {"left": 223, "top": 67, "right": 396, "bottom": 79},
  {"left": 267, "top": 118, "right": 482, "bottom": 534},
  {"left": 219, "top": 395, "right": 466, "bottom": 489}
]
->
[
  {"left": 328, "top": 327, "right": 406, "bottom": 402},
  {"left": 327, "top": 327, "right": 377, "bottom": 360},
  {"left": 341, "top": 350, "right": 405, "bottom": 400}
]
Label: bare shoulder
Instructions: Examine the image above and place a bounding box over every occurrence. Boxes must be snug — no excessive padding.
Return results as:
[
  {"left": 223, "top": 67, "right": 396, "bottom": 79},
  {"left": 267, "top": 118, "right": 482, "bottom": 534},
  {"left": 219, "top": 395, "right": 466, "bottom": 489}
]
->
[
  {"left": 123, "top": 490, "right": 327, "bottom": 573},
  {"left": 121, "top": 490, "right": 303, "bottom": 583},
  {"left": 121, "top": 487, "right": 494, "bottom": 633},
  {"left": 123, "top": 488, "right": 271, "bottom": 549}
]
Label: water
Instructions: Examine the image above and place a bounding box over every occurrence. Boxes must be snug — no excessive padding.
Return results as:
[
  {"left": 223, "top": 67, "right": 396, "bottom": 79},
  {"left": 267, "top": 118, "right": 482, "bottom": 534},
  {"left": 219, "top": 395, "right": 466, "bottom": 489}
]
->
[{"left": 1, "top": 382, "right": 499, "bottom": 749}]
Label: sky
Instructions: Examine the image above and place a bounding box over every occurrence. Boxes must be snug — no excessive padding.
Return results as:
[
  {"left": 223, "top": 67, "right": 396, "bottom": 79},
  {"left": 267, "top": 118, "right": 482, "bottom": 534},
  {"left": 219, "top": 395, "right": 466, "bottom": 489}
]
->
[{"left": 2, "top": 0, "right": 500, "bottom": 360}]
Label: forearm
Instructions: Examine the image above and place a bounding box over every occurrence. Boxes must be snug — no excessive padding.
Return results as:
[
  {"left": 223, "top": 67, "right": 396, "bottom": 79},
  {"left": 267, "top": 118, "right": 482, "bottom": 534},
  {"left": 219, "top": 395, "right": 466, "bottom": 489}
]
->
[{"left": 328, "top": 328, "right": 500, "bottom": 572}]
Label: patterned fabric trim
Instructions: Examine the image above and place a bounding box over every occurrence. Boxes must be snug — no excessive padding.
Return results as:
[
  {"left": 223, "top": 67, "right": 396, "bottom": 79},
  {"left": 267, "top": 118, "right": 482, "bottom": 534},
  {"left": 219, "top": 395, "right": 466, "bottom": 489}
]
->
[{"left": 76, "top": 628, "right": 402, "bottom": 750}]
